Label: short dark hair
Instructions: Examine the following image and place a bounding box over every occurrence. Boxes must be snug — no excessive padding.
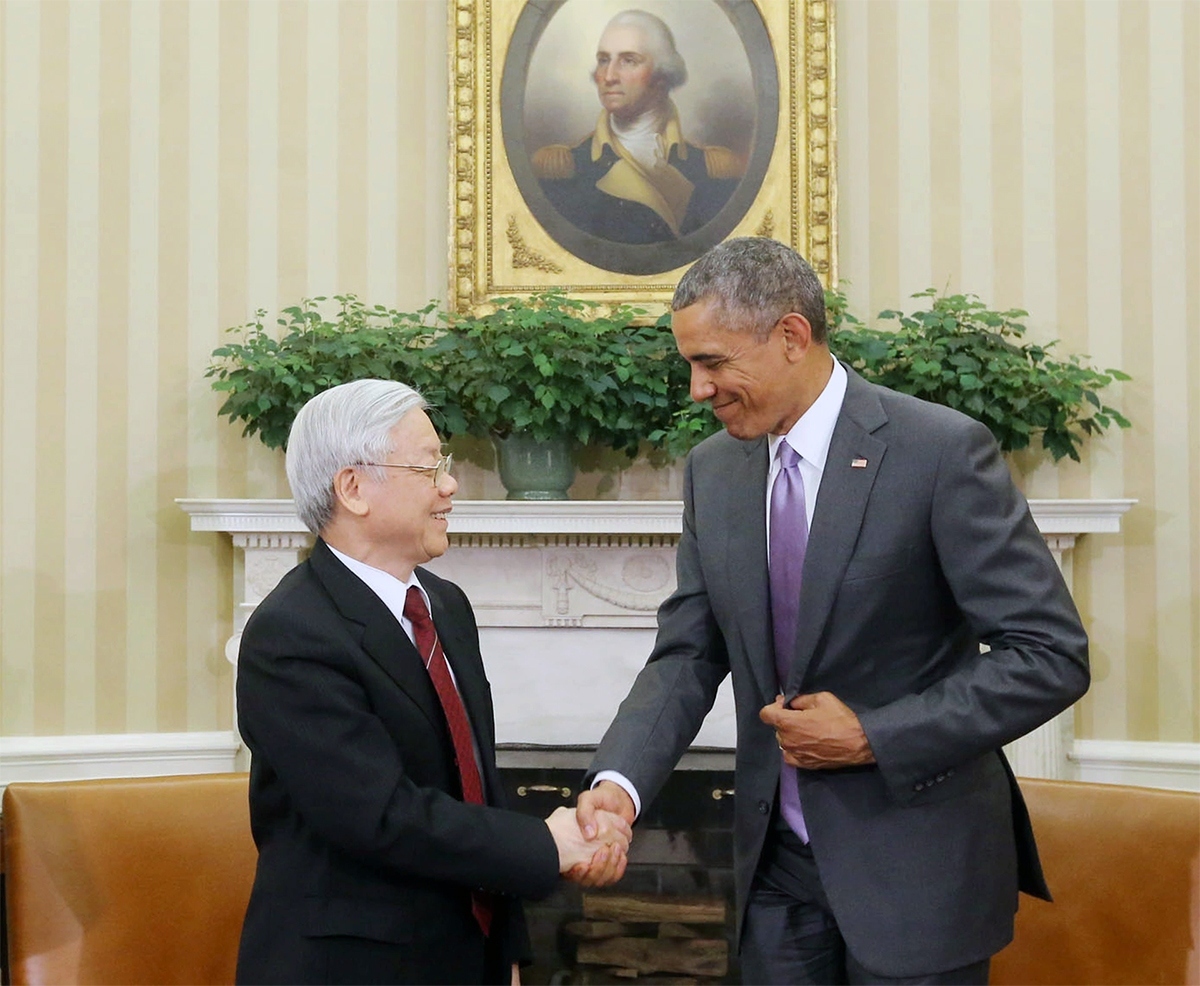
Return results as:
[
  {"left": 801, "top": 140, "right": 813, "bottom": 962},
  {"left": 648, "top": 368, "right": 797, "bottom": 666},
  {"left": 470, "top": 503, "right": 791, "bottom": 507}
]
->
[{"left": 671, "top": 237, "right": 828, "bottom": 342}]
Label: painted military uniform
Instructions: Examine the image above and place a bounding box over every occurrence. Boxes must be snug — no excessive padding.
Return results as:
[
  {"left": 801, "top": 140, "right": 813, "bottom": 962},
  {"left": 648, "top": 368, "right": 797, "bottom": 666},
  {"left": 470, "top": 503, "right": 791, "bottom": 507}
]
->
[{"left": 532, "top": 104, "right": 743, "bottom": 244}]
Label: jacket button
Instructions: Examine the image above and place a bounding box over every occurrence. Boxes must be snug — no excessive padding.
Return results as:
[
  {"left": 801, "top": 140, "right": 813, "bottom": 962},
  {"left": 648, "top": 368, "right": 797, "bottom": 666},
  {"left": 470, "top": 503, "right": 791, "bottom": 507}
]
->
[
  {"left": 757, "top": 800, "right": 770, "bottom": 815},
  {"left": 936, "top": 773, "right": 946, "bottom": 783},
  {"left": 914, "top": 782, "right": 925, "bottom": 792}
]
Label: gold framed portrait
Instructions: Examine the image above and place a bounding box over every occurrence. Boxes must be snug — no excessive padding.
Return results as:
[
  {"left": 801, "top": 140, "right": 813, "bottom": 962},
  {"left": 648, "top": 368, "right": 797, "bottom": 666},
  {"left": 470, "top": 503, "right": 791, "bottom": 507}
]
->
[{"left": 448, "top": 0, "right": 836, "bottom": 314}]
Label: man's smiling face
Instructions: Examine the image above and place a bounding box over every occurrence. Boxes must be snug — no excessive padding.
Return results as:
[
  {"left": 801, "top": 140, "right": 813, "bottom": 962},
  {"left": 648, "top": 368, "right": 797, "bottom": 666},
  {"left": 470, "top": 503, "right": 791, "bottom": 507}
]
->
[{"left": 671, "top": 300, "right": 805, "bottom": 440}]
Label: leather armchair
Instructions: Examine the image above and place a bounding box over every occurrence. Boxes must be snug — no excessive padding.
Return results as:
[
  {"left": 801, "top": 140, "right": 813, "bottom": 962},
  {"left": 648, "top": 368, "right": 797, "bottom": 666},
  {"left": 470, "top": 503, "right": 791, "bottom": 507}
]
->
[
  {"left": 2, "top": 773, "right": 256, "bottom": 986},
  {"left": 991, "top": 777, "right": 1199, "bottom": 985}
]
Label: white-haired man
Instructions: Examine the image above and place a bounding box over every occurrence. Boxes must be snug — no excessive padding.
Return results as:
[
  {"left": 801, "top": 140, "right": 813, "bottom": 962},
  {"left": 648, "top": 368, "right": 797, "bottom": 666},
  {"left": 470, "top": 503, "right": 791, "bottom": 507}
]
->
[
  {"left": 533, "top": 8, "right": 743, "bottom": 243},
  {"left": 235, "top": 379, "right": 629, "bottom": 985}
]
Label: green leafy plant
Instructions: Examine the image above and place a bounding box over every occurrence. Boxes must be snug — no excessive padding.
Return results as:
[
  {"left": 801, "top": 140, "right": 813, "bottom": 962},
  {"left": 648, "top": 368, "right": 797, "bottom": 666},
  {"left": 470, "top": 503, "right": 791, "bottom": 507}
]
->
[
  {"left": 208, "top": 288, "right": 1129, "bottom": 468},
  {"left": 422, "top": 293, "right": 687, "bottom": 457},
  {"left": 207, "top": 292, "right": 697, "bottom": 458},
  {"left": 828, "top": 289, "right": 1131, "bottom": 462},
  {"left": 206, "top": 295, "right": 440, "bottom": 450}
]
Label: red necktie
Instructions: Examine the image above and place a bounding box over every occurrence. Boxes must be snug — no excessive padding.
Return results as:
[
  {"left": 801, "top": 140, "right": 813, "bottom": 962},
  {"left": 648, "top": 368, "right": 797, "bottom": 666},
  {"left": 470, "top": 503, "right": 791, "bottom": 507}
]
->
[{"left": 403, "top": 585, "right": 493, "bottom": 935}]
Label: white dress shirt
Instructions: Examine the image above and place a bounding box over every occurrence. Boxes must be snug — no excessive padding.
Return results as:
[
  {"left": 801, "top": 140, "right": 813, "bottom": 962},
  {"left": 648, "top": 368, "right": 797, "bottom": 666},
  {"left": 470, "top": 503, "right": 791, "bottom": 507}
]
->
[{"left": 766, "top": 358, "right": 847, "bottom": 554}]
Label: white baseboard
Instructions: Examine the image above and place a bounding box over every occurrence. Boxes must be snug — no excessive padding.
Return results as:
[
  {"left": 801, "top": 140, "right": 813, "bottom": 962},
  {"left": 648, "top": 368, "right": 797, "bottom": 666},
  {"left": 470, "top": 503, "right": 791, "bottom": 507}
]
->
[
  {"left": 0, "top": 731, "right": 242, "bottom": 795},
  {"left": 0, "top": 733, "right": 1194, "bottom": 796},
  {"left": 1070, "top": 739, "right": 1200, "bottom": 792}
]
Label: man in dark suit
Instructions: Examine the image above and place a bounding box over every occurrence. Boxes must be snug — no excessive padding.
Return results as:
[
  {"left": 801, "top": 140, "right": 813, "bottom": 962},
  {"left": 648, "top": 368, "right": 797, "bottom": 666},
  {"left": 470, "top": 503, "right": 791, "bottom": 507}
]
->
[
  {"left": 236, "top": 379, "right": 629, "bottom": 985},
  {"left": 574, "top": 238, "right": 1090, "bottom": 984}
]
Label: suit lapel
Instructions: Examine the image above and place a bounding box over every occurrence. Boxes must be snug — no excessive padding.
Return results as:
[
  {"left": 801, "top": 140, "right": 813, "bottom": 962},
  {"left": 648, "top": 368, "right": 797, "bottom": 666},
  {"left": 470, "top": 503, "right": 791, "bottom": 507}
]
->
[
  {"left": 723, "top": 436, "right": 778, "bottom": 706},
  {"left": 308, "top": 540, "right": 445, "bottom": 736},
  {"left": 310, "top": 543, "right": 502, "bottom": 803},
  {"left": 785, "top": 368, "right": 888, "bottom": 695}
]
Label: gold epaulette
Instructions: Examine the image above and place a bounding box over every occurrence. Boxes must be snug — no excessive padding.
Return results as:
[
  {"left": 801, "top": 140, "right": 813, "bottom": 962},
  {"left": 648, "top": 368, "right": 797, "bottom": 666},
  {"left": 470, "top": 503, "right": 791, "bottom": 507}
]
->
[
  {"left": 703, "top": 145, "right": 745, "bottom": 180},
  {"left": 532, "top": 144, "right": 576, "bottom": 180}
]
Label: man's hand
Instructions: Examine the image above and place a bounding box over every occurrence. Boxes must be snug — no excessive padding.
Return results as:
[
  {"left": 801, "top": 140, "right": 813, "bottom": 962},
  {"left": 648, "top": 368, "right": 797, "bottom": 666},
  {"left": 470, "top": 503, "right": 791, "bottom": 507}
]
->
[
  {"left": 577, "top": 780, "right": 636, "bottom": 837},
  {"left": 759, "top": 691, "right": 876, "bottom": 768},
  {"left": 567, "top": 781, "right": 637, "bottom": 887},
  {"left": 545, "top": 805, "right": 631, "bottom": 877}
]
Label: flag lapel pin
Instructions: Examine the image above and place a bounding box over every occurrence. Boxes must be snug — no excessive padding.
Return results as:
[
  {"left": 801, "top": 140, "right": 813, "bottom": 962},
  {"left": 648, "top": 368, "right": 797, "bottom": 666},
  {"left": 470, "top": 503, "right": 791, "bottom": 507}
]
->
[{"left": 851, "top": 457, "right": 868, "bottom": 468}]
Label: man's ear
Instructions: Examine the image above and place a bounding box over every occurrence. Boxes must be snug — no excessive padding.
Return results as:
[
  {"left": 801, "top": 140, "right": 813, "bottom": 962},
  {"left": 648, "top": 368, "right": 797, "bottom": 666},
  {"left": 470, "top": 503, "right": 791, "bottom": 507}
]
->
[
  {"left": 332, "top": 466, "right": 370, "bottom": 518},
  {"left": 778, "top": 312, "right": 815, "bottom": 362}
]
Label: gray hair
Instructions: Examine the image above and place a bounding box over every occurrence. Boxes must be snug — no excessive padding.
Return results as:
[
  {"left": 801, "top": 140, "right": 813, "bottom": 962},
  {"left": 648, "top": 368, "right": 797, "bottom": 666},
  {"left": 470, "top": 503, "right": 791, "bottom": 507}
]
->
[
  {"left": 672, "top": 237, "right": 828, "bottom": 342},
  {"left": 602, "top": 10, "right": 688, "bottom": 91},
  {"left": 285, "top": 378, "right": 427, "bottom": 535}
]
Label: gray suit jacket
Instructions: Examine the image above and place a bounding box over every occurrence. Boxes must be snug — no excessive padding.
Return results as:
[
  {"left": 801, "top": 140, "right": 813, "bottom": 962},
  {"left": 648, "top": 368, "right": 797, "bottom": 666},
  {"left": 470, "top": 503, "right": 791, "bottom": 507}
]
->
[{"left": 588, "top": 365, "right": 1089, "bottom": 977}]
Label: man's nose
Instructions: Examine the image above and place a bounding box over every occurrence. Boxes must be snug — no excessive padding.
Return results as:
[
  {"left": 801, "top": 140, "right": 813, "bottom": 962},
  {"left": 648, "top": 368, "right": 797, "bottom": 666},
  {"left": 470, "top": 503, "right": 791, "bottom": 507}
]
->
[
  {"left": 600, "top": 62, "right": 620, "bottom": 84},
  {"left": 690, "top": 367, "right": 717, "bottom": 403}
]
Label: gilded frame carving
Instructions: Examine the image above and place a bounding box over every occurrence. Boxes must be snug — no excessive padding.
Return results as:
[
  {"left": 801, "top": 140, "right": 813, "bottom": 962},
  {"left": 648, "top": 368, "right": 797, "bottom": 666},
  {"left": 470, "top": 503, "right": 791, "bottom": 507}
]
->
[{"left": 448, "top": 0, "right": 836, "bottom": 314}]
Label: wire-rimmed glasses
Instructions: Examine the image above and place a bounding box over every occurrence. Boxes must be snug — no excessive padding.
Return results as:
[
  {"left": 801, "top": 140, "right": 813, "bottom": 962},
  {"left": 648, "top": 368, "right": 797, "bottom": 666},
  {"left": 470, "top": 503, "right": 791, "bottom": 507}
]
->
[{"left": 358, "top": 453, "right": 453, "bottom": 487}]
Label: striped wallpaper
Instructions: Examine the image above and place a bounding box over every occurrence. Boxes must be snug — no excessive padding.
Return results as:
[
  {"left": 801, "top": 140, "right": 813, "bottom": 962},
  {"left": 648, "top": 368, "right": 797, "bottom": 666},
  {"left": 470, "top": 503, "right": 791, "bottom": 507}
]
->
[
  {"left": 836, "top": 0, "right": 1198, "bottom": 744},
  {"left": 0, "top": 0, "right": 1196, "bottom": 744}
]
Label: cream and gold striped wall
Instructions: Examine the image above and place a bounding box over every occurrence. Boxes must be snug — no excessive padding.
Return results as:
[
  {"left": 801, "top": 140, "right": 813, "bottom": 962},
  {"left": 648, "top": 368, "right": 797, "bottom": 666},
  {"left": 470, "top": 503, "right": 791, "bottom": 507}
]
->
[
  {"left": 1, "top": 0, "right": 1196, "bottom": 744},
  {"left": 836, "top": 0, "right": 1198, "bottom": 744}
]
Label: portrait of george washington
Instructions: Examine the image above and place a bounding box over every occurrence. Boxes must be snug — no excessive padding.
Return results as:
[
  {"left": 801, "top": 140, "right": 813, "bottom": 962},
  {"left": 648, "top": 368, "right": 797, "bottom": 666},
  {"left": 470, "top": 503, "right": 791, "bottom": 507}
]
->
[{"left": 501, "top": 0, "right": 778, "bottom": 276}]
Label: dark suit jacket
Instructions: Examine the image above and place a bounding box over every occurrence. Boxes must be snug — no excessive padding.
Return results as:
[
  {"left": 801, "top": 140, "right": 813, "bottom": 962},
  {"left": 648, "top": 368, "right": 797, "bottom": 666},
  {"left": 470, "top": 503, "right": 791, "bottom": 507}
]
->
[
  {"left": 588, "top": 365, "right": 1090, "bottom": 978},
  {"left": 235, "top": 539, "right": 560, "bottom": 985}
]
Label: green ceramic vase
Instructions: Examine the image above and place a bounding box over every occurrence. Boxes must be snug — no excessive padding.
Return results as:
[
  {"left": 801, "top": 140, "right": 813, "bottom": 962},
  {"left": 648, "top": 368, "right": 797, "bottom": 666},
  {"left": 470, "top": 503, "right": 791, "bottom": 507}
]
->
[{"left": 493, "top": 433, "right": 576, "bottom": 500}]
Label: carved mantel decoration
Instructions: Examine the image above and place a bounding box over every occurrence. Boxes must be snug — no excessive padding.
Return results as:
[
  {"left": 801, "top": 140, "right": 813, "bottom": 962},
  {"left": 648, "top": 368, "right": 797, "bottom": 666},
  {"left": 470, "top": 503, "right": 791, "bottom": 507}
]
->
[{"left": 179, "top": 498, "right": 1134, "bottom": 778}]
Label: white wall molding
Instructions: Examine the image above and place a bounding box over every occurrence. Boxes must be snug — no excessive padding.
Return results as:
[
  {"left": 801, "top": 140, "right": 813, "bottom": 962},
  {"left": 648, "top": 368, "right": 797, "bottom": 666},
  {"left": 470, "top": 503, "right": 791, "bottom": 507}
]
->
[
  {"left": 0, "top": 731, "right": 242, "bottom": 794},
  {"left": 1070, "top": 740, "right": 1200, "bottom": 792},
  {"left": 1, "top": 733, "right": 1192, "bottom": 795}
]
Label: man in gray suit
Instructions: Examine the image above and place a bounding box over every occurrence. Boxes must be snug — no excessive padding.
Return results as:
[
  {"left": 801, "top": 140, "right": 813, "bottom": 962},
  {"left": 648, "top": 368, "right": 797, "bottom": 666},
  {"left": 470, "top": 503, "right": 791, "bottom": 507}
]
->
[{"left": 574, "top": 238, "right": 1089, "bottom": 984}]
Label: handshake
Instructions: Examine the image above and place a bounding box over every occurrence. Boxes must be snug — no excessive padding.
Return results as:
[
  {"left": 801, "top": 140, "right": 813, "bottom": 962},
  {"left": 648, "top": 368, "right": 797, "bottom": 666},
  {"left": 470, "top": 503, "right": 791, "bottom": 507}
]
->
[{"left": 543, "top": 780, "right": 638, "bottom": 888}]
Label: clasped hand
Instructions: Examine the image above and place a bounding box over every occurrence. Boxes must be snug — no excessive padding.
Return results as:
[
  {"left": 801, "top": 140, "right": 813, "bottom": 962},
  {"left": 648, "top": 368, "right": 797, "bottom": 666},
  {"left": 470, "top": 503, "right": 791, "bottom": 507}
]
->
[
  {"left": 545, "top": 804, "right": 631, "bottom": 886},
  {"left": 550, "top": 780, "right": 639, "bottom": 888},
  {"left": 759, "top": 691, "right": 876, "bottom": 769}
]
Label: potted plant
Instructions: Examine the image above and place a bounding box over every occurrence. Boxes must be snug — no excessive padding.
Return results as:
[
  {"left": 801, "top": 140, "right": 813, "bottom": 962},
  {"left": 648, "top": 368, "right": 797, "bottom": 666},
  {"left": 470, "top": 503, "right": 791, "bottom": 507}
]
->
[
  {"left": 606, "top": 288, "right": 1132, "bottom": 465},
  {"left": 206, "top": 293, "right": 699, "bottom": 498},
  {"left": 207, "top": 288, "right": 1130, "bottom": 500},
  {"left": 416, "top": 292, "right": 695, "bottom": 498},
  {"left": 826, "top": 289, "right": 1131, "bottom": 463}
]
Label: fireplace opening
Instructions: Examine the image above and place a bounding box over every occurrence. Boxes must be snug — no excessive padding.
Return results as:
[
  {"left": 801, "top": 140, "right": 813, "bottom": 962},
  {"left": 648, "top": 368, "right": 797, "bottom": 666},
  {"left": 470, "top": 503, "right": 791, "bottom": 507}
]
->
[{"left": 500, "top": 754, "right": 738, "bottom": 984}]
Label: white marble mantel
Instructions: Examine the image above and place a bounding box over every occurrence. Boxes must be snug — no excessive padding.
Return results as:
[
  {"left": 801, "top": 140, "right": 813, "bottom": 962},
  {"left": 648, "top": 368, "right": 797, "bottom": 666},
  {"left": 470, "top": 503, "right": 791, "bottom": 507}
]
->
[{"left": 178, "top": 497, "right": 1134, "bottom": 777}]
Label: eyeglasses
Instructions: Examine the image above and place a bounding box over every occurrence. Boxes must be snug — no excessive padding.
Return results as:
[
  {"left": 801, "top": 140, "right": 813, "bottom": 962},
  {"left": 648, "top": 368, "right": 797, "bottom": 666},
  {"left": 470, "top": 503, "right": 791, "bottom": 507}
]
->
[{"left": 358, "top": 453, "right": 453, "bottom": 487}]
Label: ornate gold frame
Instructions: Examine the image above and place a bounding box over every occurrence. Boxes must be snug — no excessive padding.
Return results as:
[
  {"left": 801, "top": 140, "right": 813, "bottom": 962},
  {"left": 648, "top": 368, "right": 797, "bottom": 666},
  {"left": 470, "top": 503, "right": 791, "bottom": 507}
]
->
[{"left": 448, "top": 0, "right": 836, "bottom": 314}]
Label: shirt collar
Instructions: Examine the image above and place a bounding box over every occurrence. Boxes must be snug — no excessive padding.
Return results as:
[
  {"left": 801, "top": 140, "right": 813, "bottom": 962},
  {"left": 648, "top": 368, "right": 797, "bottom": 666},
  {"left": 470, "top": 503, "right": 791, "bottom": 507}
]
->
[
  {"left": 768, "top": 357, "right": 847, "bottom": 471},
  {"left": 325, "top": 543, "right": 428, "bottom": 627}
]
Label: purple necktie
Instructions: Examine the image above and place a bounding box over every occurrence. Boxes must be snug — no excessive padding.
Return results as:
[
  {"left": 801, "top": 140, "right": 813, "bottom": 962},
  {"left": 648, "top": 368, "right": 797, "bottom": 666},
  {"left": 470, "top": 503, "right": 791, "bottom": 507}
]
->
[{"left": 770, "top": 441, "right": 809, "bottom": 842}]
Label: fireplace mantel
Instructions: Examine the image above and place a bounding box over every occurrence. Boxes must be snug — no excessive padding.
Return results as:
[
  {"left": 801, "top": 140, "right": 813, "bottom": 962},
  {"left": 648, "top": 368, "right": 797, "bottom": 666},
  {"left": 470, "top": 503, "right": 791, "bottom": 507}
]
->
[
  {"left": 179, "top": 497, "right": 1134, "bottom": 777},
  {"left": 177, "top": 496, "right": 1132, "bottom": 539}
]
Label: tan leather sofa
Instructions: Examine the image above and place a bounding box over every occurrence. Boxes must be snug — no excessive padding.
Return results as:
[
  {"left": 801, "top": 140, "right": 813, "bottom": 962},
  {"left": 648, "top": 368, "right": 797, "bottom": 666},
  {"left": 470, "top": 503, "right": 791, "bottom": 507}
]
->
[
  {"left": 991, "top": 777, "right": 1199, "bottom": 985},
  {"left": 2, "top": 773, "right": 1195, "bottom": 985},
  {"left": 2, "top": 772, "right": 256, "bottom": 986}
]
